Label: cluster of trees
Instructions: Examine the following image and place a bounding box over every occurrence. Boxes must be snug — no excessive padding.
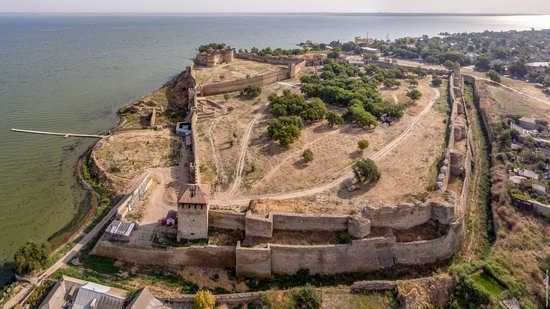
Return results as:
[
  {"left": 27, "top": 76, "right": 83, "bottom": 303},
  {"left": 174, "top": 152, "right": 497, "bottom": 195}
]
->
[
  {"left": 240, "top": 84, "right": 262, "bottom": 97},
  {"left": 198, "top": 43, "right": 228, "bottom": 53},
  {"left": 14, "top": 241, "right": 50, "bottom": 275},
  {"left": 239, "top": 46, "right": 307, "bottom": 56},
  {"left": 267, "top": 90, "right": 329, "bottom": 148},
  {"left": 300, "top": 62, "right": 406, "bottom": 129}
]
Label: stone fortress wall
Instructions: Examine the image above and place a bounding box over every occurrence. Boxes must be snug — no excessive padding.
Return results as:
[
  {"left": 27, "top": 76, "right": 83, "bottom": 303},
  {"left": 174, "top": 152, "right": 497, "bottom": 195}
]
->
[
  {"left": 198, "top": 53, "right": 306, "bottom": 96},
  {"left": 93, "top": 57, "right": 474, "bottom": 278}
]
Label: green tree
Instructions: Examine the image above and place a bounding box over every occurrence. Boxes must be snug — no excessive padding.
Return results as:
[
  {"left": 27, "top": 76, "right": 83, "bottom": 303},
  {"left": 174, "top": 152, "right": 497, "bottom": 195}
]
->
[
  {"left": 486, "top": 70, "right": 502, "bottom": 83},
  {"left": 14, "top": 241, "right": 50, "bottom": 275},
  {"left": 444, "top": 60, "right": 455, "bottom": 70},
  {"left": 406, "top": 89, "right": 422, "bottom": 103},
  {"left": 240, "top": 85, "right": 262, "bottom": 97},
  {"left": 409, "top": 79, "right": 419, "bottom": 86},
  {"left": 291, "top": 285, "right": 322, "bottom": 309},
  {"left": 326, "top": 111, "right": 343, "bottom": 127},
  {"left": 352, "top": 158, "right": 381, "bottom": 183},
  {"left": 302, "top": 149, "right": 314, "bottom": 163},
  {"left": 431, "top": 76, "right": 443, "bottom": 87},
  {"left": 383, "top": 78, "right": 400, "bottom": 88},
  {"left": 267, "top": 116, "right": 303, "bottom": 148},
  {"left": 357, "top": 139, "right": 369, "bottom": 151},
  {"left": 194, "top": 290, "right": 215, "bottom": 309},
  {"left": 474, "top": 55, "right": 491, "bottom": 71}
]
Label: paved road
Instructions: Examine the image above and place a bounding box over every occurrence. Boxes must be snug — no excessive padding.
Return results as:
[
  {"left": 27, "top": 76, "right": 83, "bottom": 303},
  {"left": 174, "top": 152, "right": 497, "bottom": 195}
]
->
[{"left": 211, "top": 87, "right": 440, "bottom": 207}]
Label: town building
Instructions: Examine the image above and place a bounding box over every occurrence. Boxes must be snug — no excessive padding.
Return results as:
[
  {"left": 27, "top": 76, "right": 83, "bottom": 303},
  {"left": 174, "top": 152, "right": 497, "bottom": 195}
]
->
[
  {"left": 362, "top": 47, "right": 379, "bottom": 54},
  {"left": 177, "top": 184, "right": 209, "bottom": 240},
  {"left": 39, "top": 276, "right": 128, "bottom": 309},
  {"left": 105, "top": 220, "right": 135, "bottom": 242},
  {"left": 532, "top": 184, "right": 546, "bottom": 196},
  {"left": 194, "top": 48, "right": 234, "bottom": 67}
]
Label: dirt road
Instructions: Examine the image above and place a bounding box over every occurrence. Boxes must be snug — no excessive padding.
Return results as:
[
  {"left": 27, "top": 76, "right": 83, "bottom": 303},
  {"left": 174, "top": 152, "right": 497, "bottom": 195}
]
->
[{"left": 211, "top": 87, "right": 440, "bottom": 207}]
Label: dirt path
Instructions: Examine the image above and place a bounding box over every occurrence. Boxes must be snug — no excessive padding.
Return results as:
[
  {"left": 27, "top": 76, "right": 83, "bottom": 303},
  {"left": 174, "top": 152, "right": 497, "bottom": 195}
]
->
[
  {"left": 208, "top": 112, "right": 226, "bottom": 185},
  {"left": 212, "top": 87, "right": 440, "bottom": 206},
  {"left": 225, "top": 103, "right": 269, "bottom": 197}
]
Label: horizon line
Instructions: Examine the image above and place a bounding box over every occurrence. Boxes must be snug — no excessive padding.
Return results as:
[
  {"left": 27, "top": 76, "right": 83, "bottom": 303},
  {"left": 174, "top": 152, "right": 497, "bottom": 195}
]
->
[{"left": 0, "top": 12, "right": 547, "bottom": 16}]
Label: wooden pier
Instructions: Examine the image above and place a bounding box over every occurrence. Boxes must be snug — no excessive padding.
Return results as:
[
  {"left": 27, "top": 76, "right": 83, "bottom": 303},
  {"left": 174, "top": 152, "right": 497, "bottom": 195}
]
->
[{"left": 10, "top": 128, "right": 106, "bottom": 138}]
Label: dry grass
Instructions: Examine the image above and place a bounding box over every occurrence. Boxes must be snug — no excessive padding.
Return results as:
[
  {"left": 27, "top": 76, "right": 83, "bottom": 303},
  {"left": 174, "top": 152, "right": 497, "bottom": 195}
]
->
[
  {"left": 94, "top": 129, "right": 179, "bottom": 180},
  {"left": 194, "top": 59, "right": 286, "bottom": 86}
]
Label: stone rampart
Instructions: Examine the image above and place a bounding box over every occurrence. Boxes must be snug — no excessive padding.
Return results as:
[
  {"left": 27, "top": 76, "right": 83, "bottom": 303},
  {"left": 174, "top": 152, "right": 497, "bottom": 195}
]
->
[
  {"left": 209, "top": 210, "right": 245, "bottom": 230},
  {"left": 235, "top": 243, "right": 272, "bottom": 278},
  {"left": 200, "top": 68, "right": 289, "bottom": 96},
  {"left": 271, "top": 212, "right": 349, "bottom": 231},
  {"left": 269, "top": 236, "right": 396, "bottom": 275},
  {"left": 393, "top": 221, "right": 463, "bottom": 265},
  {"left": 235, "top": 53, "right": 303, "bottom": 65},
  {"left": 116, "top": 175, "right": 153, "bottom": 219},
  {"left": 91, "top": 240, "right": 235, "bottom": 268},
  {"left": 365, "top": 201, "right": 454, "bottom": 230},
  {"left": 245, "top": 211, "right": 273, "bottom": 238}
]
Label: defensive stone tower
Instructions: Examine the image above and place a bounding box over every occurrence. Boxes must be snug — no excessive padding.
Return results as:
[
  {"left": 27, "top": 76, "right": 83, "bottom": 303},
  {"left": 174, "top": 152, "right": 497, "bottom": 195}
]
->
[{"left": 177, "top": 184, "right": 209, "bottom": 241}]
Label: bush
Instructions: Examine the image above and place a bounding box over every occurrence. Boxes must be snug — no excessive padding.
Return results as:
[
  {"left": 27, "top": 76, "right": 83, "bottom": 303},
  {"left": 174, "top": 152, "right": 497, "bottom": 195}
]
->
[
  {"left": 240, "top": 85, "right": 262, "bottom": 97},
  {"left": 406, "top": 89, "right": 422, "bottom": 103},
  {"left": 291, "top": 285, "right": 322, "bottom": 309},
  {"left": 486, "top": 70, "right": 501, "bottom": 83},
  {"left": 267, "top": 116, "right": 303, "bottom": 148},
  {"left": 326, "top": 111, "right": 343, "bottom": 127},
  {"left": 432, "top": 76, "right": 443, "bottom": 87},
  {"left": 352, "top": 159, "right": 381, "bottom": 183},
  {"left": 194, "top": 290, "right": 215, "bottom": 309},
  {"left": 302, "top": 149, "right": 314, "bottom": 163},
  {"left": 339, "top": 232, "right": 351, "bottom": 244},
  {"left": 14, "top": 241, "right": 50, "bottom": 275},
  {"left": 357, "top": 139, "right": 369, "bottom": 150}
]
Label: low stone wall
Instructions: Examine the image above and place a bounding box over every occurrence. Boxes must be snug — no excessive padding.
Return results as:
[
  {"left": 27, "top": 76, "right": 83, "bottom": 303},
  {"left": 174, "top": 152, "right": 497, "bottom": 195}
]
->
[
  {"left": 245, "top": 212, "right": 273, "bottom": 238},
  {"left": 200, "top": 68, "right": 290, "bottom": 96},
  {"left": 116, "top": 175, "right": 153, "bottom": 219},
  {"left": 91, "top": 240, "right": 235, "bottom": 268}
]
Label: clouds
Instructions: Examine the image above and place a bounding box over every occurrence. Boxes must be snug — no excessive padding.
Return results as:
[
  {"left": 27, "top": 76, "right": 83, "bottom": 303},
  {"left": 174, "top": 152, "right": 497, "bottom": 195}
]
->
[{"left": 1, "top": 0, "right": 549, "bottom": 14}]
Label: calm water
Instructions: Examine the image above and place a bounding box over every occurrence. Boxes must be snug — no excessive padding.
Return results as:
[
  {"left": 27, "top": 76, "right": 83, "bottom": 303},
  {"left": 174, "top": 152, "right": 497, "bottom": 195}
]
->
[{"left": 1, "top": 13, "right": 550, "bottom": 284}]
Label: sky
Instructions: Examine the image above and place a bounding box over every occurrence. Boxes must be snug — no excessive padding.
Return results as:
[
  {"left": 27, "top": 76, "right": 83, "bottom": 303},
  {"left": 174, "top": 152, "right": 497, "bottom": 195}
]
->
[{"left": 1, "top": 0, "right": 550, "bottom": 14}]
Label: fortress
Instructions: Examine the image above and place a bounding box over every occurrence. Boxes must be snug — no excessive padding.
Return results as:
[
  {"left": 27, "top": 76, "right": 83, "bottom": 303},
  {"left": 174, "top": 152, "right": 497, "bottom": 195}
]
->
[
  {"left": 194, "top": 48, "right": 234, "bottom": 67},
  {"left": 92, "top": 53, "right": 473, "bottom": 279}
]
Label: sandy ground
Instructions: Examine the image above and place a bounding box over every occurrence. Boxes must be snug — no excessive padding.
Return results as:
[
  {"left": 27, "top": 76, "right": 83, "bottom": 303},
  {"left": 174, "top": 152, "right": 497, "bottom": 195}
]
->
[
  {"left": 94, "top": 129, "right": 179, "bottom": 180},
  {"left": 194, "top": 59, "right": 286, "bottom": 86},
  {"left": 243, "top": 79, "right": 439, "bottom": 197}
]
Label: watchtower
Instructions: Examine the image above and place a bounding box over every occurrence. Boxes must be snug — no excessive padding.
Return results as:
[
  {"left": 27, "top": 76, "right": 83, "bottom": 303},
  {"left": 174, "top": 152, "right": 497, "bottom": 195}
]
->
[{"left": 177, "top": 184, "right": 209, "bottom": 241}]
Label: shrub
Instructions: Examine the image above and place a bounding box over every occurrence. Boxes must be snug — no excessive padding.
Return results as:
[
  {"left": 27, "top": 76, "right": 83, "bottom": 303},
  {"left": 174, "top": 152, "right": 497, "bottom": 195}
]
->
[
  {"left": 432, "top": 76, "right": 443, "bottom": 87},
  {"left": 406, "top": 89, "right": 422, "bottom": 103},
  {"left": 486, "top": 70, "right": 502, "bottom": 83},
  {"left": 14, "top": 241, "right": 50, "bottom": 275},
  {"left": 240, "top": 85, "right": 262, "bottom": 97},
  {"left": 326, "top": 111, "right": 343, "bottom": 127},
  {"left": 339, "top": 232, "right": 351, "bottom": 244},
  {"left": 352, "top": 158, "right": 381, "bottom": 183},
  {"left": 194, "top": 290, "right": 215, "bottom": 309},
  {"left": 291, "top": 285, "right": 322, "bottom": 309},
  {"left": 357, "top": 139, "right": 369, "bottom": 151},
  {"left": 267, "top": 116, "right": 303, "bottom": 148},
  {"left": 302, "top": 149, "right": 314, "bottom": 163}
]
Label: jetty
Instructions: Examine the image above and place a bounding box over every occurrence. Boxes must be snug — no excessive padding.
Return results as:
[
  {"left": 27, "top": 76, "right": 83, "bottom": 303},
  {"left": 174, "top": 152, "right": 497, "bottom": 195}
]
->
[{"left": 10, "top": 128, "right": 106, "bottom": 138}]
